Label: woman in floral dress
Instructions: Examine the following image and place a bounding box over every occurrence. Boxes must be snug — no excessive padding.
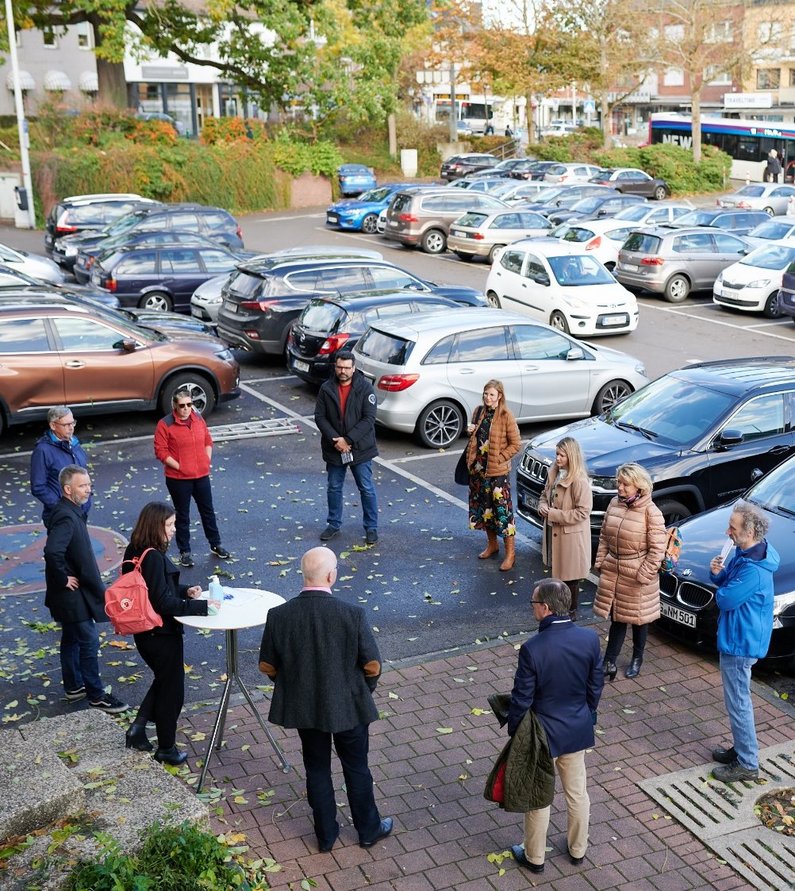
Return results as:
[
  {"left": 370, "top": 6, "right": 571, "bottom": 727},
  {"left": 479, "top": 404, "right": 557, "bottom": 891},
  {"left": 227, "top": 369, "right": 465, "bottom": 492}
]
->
[{"left": 466, "top": 380, "right": 522, "bottom": 571}]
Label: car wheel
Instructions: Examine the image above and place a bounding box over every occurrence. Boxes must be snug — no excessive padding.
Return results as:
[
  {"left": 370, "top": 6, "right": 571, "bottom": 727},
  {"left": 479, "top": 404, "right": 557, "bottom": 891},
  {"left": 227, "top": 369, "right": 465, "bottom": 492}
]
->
[
  {"left": 140, "top": 291, "right": 173, "bottom": 312},
  {"left": 655, "top": 498, "right": 691, "bottom": 527},
  {"left": 361, "top": 213, "right": 379, "bottom": 234},
  {"left": 416, "top": 399, "right": 465, "bottom": 449},
  {"left": 486, "top": 291, "right": 501, "bottom": 308},
  {"left": 550, "top": 310, "right": 570, "bottom": 334},
  {"left": 591, "top": 379, "right": 633, "bottom": 414},
  {"left": 488, "top": 244, "right": 506, "bottom": 264},
  {"left": 421, "top": 229, "right": 447, "bottom": 254},
  {"left": 763, "top": 206, "right": 776, "bottom": 217},
  {"left": 664, "top": 274, "right": 690, "bottom": 303},
  {"left": 763, "top": 291, "right": 782, "bottom": 318},
  {"left": 160, "top": 373, "right": 216, "bottom": 417},
  {"left": 455, "top": 251, "right": 472, "bottom": 261},
  {"left": 653, "top": 185, "right": 668, "bottom": 201}
]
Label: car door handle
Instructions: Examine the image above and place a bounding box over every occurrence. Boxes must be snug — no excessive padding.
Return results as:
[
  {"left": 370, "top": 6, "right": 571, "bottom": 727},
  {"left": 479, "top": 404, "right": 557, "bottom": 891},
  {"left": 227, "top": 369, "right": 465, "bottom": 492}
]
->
[
  {"left": 64, "top": 360, "right": 86, "bottom": 368},
  {"left": 457, "top": 368, "right": 476, "bottom": 375},
  {"left": 769, "top": 444, "right": 790, "bottom": 454}
]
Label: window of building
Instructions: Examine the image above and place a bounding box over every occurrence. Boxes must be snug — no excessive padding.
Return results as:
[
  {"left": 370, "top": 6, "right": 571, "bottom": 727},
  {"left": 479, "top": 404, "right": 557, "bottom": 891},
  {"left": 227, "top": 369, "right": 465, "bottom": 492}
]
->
[
  {"left": 789, "top": 69, "right": 795, "bottom": 88},
  {"left": 76, "top": 22, "right": 93, "bottom": 50},
  {"left": 663, "top": 68, "right": 685, "bottom": 87},
  {"left": 664, "top": 24, "right": 684, "bottom": 42},
  {"left": 758, "top": 22, "right": 783, "bottom": 44},
  {"left": 42, "top": 25, "right": 58, "bottom": 48},
  {"left": 706, "top": 65, "right": 732, "bottom": 85},
  {"left": 756, "top": 68, "right": 781, "bottom": 90},
  {"left": 706, "top": 21, "right": 733, "bottom": 43}
]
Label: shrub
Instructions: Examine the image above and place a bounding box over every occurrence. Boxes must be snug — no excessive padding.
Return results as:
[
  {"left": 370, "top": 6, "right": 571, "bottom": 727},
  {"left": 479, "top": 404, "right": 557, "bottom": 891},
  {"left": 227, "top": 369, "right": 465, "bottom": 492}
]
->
[{"left": 592, "top": 142, "right": 731, "bottom": 194}]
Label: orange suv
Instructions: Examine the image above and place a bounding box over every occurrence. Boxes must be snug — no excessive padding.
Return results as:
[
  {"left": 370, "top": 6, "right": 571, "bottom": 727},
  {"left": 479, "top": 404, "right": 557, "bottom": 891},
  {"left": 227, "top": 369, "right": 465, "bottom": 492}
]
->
[{"left": 0, "top": 292, "right": 240, "bottom": 434}]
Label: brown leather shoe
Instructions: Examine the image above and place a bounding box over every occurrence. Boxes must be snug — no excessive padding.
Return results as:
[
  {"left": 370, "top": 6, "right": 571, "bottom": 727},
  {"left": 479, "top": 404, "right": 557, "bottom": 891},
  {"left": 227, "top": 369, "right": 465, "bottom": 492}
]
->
[{"left": 499, "top": 536, "right": 516, "bottom": 571}]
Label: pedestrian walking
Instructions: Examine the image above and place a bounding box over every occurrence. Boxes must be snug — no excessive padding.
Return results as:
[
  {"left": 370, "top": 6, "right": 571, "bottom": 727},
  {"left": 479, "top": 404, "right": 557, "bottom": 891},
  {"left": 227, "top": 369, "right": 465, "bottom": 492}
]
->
[
  {"left": 314, "top": 351, "right": 379, "bottom": 544},
  {"left": 467, "top": 380, "right": 521, "bottom": 571},
  {"left": 508, "top": 578, "right": 604, "bottom": 874},
  {"left": 538, "top": 436, "right": 592, "bottom": 618},
  {"left": 43, "top": 465, "right": 128, "bottom": 713},
  {"left": 154, "top": 388, "right": 230, "bottom": 568},
  {"left": 258, "top": 546, "right": 393, "bottom": 852},
  {"left": 764, "top": 149, "right": 782, "bottom": 183},
  {"left": 593, "top": 462, "right": 666, "bottom": 680},
  {"left": 30, "top": 406, "right": 91, "bottom": 524},
  {"left": 123, "top": 502, "right": 218, "bottom": 764},
  {"left": 709, "top": 500, "right": 778, "bottom": 783}
]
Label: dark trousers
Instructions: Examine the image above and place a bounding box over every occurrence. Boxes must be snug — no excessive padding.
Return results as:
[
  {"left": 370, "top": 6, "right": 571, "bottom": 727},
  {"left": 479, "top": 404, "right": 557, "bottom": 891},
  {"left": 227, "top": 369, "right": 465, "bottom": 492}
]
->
[
  {"left": 133, "top": 632, "right": 185, "bottom": 749},
  {"left": 60, "top": 619, "right": 103, "bottom": 700},
  {"left": 297, "top": 724, "right": 381, "bottom": 847},
  {"left": 604, "top": 621, "right": 648, "bottom": 664},
  {"left": 165, "top": 475, "right": 220, "bottom": 554}
]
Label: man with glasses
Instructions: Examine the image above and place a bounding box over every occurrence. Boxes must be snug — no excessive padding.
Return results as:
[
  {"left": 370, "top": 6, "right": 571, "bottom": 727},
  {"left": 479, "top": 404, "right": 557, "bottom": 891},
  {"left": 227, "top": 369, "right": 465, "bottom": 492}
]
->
[
  {"left": 31, "top": 406, "right": 91, "bottom": 524},
  {"left": 507, "top": 578, "right": 604, "bottom": 874},
  {"left": 314, "top": 351, "right": 379, "bottom": 544},
  {"left": 154, "top": 388, "right": 230, "bottom": 568}
]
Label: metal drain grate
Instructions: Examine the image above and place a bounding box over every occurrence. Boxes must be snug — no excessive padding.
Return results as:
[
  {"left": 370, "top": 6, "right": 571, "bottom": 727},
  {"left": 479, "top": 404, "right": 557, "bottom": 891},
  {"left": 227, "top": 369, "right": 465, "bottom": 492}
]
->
[
  {"left": 639, "top": 741, "right": 795, "bottom": 890},
  {"left": 209, "top": 418, "right": 300, "bottom": 441}
]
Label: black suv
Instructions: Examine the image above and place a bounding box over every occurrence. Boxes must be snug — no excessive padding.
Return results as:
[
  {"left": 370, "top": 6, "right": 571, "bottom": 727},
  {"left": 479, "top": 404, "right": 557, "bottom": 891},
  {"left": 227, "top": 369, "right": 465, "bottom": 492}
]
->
[
  {"left": 216, "top": 256, "right": 486, "bottom": 356},
  {"left": 440, "top": 153, "right": 498, "bottom": 181},
  {"left": 45, "top": 194, "right": 160, "bottom": 257},
  {"left": 52, "top": 203, "right": 244, "bottom": 269},
  {"left": 516, "top": 357, "right": 795, "bottom": 534}
]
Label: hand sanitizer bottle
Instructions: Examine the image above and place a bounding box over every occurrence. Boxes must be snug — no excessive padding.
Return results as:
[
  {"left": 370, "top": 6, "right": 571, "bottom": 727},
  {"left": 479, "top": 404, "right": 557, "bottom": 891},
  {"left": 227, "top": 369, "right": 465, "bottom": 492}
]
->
[{"left": 209, "top": 574, "right": 223, "bottom": 604}]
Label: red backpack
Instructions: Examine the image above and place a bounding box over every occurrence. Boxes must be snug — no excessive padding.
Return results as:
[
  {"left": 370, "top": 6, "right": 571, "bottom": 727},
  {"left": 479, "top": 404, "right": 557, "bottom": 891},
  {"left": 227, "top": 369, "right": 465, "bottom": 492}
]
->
[{"left": 105, "top": 548, "right": 163, "bottom": 635}]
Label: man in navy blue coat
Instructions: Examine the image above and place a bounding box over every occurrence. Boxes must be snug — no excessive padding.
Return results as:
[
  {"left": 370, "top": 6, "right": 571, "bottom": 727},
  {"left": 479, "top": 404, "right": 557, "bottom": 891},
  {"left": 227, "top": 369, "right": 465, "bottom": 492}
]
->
[
  {"left": 507, "top": 578, "right": 604, "bottom": 874},
  {"left": 30, "top": 406, "right": 91, "bottom": 524}
]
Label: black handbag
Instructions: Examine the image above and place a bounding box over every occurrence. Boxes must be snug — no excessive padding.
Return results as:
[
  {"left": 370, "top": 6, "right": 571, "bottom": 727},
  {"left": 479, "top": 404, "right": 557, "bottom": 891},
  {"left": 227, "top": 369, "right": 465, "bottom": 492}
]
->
[{"left": 453, "top": 407, "right": 483, "bottom": 485}]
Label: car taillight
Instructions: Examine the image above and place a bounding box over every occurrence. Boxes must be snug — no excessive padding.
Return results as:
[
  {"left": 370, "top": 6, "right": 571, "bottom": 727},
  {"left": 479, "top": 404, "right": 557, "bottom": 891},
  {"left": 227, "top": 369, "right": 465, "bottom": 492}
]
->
[
  {"left": 378, "top": 373, "right": 419, "bottom": 392},
  {"left": 236, "top": 225, "right": 242, "bottom": 238},
  {"left": 473, "top": 232, "right": 484, "bottom": 240},
  {"left": 56, "top": 226, "right": 78, "bottom": 235},
  {"left": 106, "top": 277, "right": 116, "bottom": 292},
  {"left": 398, "top": 213, "right": 418, "bottom": 222},
  {"left": 318, "top": 333, "right": 351, "bottom": 355},
  {"left": 736, "top": 201, "right": 751, "bottom": 209},
  {"left": 640, "top": 256, "right": 664, "bottom": 266},
  {"left": 586, "top": 236, "right": 602, "bottom": 250},
  {"left": 240, "top": 299, "right": 277, "bottom": 312}
]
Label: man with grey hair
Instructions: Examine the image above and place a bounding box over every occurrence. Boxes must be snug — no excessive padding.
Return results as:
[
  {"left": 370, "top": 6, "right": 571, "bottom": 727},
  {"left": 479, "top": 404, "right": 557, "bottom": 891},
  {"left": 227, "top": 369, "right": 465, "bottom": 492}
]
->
[
  {"left": 507, "top": 578, "right": 603, "bottom": 873},
  {"left": 31, "top": 406, "right": 91, "bottom": 523},
  {"left": 709, "top": 500, "right": 778, "bottom": 783}
]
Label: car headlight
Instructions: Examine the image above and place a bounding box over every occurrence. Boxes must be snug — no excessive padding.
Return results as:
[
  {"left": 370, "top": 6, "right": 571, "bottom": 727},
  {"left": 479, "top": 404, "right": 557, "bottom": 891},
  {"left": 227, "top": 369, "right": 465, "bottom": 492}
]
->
[
  {"left": 746, "top": 279, "right": 771, "bottom": 289},
  {"left": 216, "top": 349, "right": 234, "bottom": 361},
  {"left": 590, "top": 475, "right": 617, "bottom": 493},
  {"left": 65, "top": 245, "right": 78, "bottom": 257}
]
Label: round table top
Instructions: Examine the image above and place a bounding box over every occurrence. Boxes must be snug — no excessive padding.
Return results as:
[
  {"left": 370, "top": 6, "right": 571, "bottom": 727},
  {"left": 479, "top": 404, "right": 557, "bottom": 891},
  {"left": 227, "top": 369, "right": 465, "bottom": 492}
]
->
[{"left": 177, "top": 586, "right": 285, "bottom": 631}]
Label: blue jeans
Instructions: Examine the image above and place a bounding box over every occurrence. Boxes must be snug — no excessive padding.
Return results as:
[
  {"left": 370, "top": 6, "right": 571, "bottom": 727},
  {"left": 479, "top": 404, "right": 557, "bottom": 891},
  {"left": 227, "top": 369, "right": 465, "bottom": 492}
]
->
[
  {"left": 720, "top": 653, "right": 759, "bottom": 770},
  {"left": 60, "top": 619, "right": 104, "bottom": 701},
  {"left": 326, "top": 461, "right": 378, "bottom": 532}
]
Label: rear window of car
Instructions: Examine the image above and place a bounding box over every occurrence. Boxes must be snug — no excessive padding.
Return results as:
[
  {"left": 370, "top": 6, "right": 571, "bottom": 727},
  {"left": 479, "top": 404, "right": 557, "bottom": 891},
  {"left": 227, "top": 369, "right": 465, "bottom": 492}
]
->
[
  {"left": 355, "top": 328, "right": 414, "bottom": 365},
  {"left": 456, "top": 212, "right": 488, "bottom": 227},
  {"left": 622, "top": 232, "right": 662, "bottom": 253},
  {"left": 390, "top": 194, "right": 413, "bottom": 214},
  {"left": 563, "top": 227, "right": 594, "bottom": 244},
  {"left": 227, "top": 269, "right": 270, "bottom": 298},
  {"left": 66, "top": 203, "right": 132, "bottom": 225},
  {"left": 750, "top": 220, "right": 795, "bottom": 240},
  {"left": 735, "top": 185, "right": 765, "bottom": 197},
  {"left": 300, "top": 300, "right": 346, "bottom": 331},
  {"left": 202, "top": 211, "right": 235, "bottom": 229}
]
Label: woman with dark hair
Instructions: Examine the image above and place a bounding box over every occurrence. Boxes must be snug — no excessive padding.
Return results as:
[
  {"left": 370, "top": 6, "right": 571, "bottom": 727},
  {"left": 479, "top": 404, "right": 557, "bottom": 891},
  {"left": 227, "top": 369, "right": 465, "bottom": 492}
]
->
[
  {"left": 467, "top": 380, "right": 522, "bottom": 571},
  {"left": 123, "top": 501, "right": 219, "bottom": 764}
]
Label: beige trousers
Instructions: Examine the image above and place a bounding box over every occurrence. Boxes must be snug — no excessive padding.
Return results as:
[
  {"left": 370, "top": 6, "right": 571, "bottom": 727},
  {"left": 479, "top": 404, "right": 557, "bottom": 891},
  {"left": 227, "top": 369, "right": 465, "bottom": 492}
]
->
[{"left": 523, "top": 749, "right": 589, "bottom": 865}]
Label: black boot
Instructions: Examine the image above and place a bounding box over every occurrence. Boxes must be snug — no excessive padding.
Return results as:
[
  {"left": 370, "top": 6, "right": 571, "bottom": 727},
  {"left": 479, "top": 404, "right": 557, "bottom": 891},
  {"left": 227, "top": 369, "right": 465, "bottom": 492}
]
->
[
  {"left": 625, "top": 657, "right": 642, "bottom": 679},
  {"left": 154, "top": 745, "right": 188, "bottom": 766},
  {"left": 603, "top": 660, "right": 617, "bottom": 682},
  {"left": 125, "top": 723, "right": 153, "bottom": 752},
  {"left": 567, "top": 580, "right": 580, "bottom": 620}
]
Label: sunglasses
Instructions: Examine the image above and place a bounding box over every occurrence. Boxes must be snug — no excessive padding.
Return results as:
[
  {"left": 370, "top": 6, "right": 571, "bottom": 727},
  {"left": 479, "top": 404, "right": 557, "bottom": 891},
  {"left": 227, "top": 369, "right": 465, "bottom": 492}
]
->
[{"left": 176, "top": 401, "right": 193, "bottom": 408}]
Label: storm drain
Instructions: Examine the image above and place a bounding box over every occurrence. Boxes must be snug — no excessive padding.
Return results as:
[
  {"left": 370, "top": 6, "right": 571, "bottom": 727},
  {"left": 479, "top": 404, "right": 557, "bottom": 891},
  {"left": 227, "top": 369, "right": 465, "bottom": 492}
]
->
[
  {"left": 209, "top": 418, "right": 300, "bottom": 442},
  {"left": 638, "top": 741, "right": 795, "bottom": 890}
]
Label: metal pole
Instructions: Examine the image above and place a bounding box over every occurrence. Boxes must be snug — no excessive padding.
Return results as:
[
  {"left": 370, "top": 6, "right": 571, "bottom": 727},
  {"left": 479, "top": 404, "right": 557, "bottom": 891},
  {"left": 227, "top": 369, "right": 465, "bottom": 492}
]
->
[
  {"left": 4, "top": 0, "right": 36, "bottom": 228},
  {"left": 571, "top": 81, "right": 576, "bottom": 126},
  {"left": 449, "top": 61, "right": 457, "bottom": 143}
]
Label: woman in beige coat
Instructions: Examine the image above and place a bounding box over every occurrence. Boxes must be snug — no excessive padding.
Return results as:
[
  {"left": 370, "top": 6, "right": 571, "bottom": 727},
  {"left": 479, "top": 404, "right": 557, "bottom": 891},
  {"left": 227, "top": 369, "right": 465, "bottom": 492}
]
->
[
  {"left": 538, "top": 437, "right": 592, "bottom": 618},
  {"left": 593, "top": 463, "right": 666, "bottom": 681}
]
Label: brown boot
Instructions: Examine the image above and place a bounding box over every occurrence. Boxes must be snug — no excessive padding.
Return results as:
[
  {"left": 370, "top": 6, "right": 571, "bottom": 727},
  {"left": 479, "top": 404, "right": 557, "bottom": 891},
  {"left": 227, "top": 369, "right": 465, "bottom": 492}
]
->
[
  {"left": 479, "top": 530, "right": 499, "bottom": 559},
  {"left": 499, "top": 536, "right": 516, "bottom": 571}
]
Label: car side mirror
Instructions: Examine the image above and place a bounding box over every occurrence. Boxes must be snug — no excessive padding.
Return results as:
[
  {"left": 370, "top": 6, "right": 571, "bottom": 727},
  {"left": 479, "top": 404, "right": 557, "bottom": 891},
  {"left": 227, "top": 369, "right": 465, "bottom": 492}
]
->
[
  {"left": 750, "top": 467, "right": 764, "bottom": 483},
  {"left": 717, "top": 428, "right": 743, "bottom": 447},
  {"left": 534, "top": 273, "right": 550, "bottom": 286},
  {"left": 114, "top": 339, "right": 137, "bottom": 353},
  {"left": 566, "top": 347, "right": 585, "bottom": 360}
]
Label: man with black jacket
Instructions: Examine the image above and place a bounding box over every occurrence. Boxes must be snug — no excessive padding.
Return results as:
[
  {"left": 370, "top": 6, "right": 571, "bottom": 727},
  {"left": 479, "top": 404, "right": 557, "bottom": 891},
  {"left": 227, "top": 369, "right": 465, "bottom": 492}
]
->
[
  {"left": 314, "top": 351, "right": 379, "bottom": 544},
  {"left": 43, "top": 465, "right": 128, "bottom": 713}
]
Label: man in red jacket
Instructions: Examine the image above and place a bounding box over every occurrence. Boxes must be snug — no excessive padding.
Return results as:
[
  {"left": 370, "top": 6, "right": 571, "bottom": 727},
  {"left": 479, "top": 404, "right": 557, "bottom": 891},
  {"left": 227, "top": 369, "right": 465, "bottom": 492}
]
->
[{"left": 154, "top": 389, "right": 230, "bottom": 567}]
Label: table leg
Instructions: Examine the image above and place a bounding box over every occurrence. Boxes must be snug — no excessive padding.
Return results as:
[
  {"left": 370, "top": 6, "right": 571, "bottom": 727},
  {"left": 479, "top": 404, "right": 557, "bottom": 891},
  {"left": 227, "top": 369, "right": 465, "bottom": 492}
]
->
[
  {"left": 196, "top": 671, "right": 234, "bottom": 793},
  {"left": 236, "top": 674, "right": 291, "bottom": 773}
]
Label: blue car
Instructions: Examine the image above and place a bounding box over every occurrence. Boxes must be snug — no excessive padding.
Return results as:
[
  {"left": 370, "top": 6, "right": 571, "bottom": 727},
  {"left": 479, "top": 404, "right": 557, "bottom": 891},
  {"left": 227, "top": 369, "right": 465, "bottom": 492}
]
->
[
  {"left": 326, "top": 183, "right": 415, "bottom": 233},
  {"left": 336, "top": 163, "right": 377, "bottom": 198}
]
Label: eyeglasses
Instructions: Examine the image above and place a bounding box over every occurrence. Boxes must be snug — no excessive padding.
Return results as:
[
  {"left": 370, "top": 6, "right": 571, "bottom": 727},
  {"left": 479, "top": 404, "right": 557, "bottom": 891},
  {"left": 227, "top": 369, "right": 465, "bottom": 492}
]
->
[
  {"left": 531, "top": 599, "right": 546, "bottom": 605},
  {"left": 175, "top": 402, "right": 193, "bottom": 408},
  {"left": 54, "top": 420, "right": 76, "bottom": 427}
]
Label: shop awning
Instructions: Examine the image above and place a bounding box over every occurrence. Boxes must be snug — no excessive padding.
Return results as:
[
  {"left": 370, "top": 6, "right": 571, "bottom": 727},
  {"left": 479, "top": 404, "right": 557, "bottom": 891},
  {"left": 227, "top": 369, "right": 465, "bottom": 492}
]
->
[
  {"left": 43, "top": 70, "right": 72, "bottom": 91},
  {"left": 78, "top": 71, "right": 98, "bottom": 93},
  {"left": 6, "top": 69, "right": 35, "bottom": 91}
]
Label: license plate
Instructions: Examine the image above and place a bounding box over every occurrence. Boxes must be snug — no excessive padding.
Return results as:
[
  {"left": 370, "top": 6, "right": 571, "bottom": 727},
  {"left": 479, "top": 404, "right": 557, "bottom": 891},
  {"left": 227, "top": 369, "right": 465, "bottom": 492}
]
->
[
  {"left": 660, "top": 601, "right": 697, "bottom": 628},
  {"left": 191, "top": 307, "right": 203, "bottom": 319},
  {"left": 293, "top": 359, "right": 310, "bottom": 373},
  {"left": 620, "top": 262, "right": 637, "bottom": 271},
  {"left": 327, "top": 214, "right": 338, "bottom": 223},
  {"left": 389, "top": 221, "right": 398, "bottom": 228},
  {"left": 520, "top": 490, "right": 539, "bottom": 514},
  {"left": 602, "top": 314, "right": 627, "bottom": 326}
]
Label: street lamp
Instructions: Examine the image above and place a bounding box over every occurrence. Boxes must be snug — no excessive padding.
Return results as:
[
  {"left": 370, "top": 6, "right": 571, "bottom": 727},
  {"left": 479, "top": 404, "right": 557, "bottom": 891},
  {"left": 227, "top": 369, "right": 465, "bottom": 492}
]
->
[{"left": 4, "top": 0, "right": 36, "bottom": 228}]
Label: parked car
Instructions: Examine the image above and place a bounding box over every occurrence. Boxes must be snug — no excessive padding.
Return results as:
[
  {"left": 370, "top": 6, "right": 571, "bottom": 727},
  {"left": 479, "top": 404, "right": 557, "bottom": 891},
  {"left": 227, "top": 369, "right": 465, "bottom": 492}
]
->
[
  {"left": 135, "top": 111, "right": 186, "bottom": 136},
  {"left": 286, "top": 290, "right": 461, "bottom": 384},
  {"left": 547, "top": 193, "right": 646, "bottom": 225},
  {"left": 743, "top": 216, "right": 795, "bottom": 248},
  {"left": 656, "top": 453, "right": 795, "bottom": 668},
  {"left": 215, "top": 256, "right": 485, "bottom": 356},
  {"left": 44, "top": 193, "right": 158, "bottom": 257},
  {"left": 716, "top": 183, "right": 795, "bottom": 216},
  {"left": 774, "top": 256, "right": 795, "bottom": 323},
  {"left": 0, "top": 293, "right": 240, "bottom": 434},
  {"left": 556, "top": 219, "right": 639, "bottom": 270},
  {"left": 497, "top": 182, "right": 551, "bottom": 204},
  {"left": 447, "top": 209, "right": 554, "bottom": 263},
  {"left": 609, "top": 202, "right": 692, "bottom": 227},
  {"left": 465, "top": 158, "right": 530, "bottom": 179},
  {"left": 325, "top": 183, "right": 416, "bottom": 233},
  {"left": 0, "top": 242, "right": 65, "bottom": 283},
  {"left": 90, "top": 243, "right": 243, "bottom": 311},
  {"left": 713, "top": 242, "right": 795, "bottom": 318},
  {"left": 336, "top": 164, "right": 377, "bottom": 197},
  {"left": 0, "top": 265, "right": 119, "bottom": 307},
  {"left": 53, "top": 204, "right": 244, "bottom": 269},
  {"left": 588, "top": 168, "right": 671, "bottom": 200},
  {"left": 448, "top": 177, "right": 511, "bottom": 194},
  {"left": 614, "top": 226, "right": 750, "bottom": 302},
  {"left": 485, "top": 239, "right": 638, "bottom": 336},
  {"left": 668, "top": 208, "right": 771, "bottom": 236},
  {"left": 440, "top": 153, "right": 498, "bottom": 181},
  {"left": 508, "top": 160, "right": 559, "bottom": 181},
  {"left": 522, "top": 184, "right": 615, "bottom": 215},
  {"left": 382, "top": 189, "right": 508, "bottom": 254},
  {"left": 543, "top": 163, "right": 603, "bottom": 185},
  {"left": 352, "top": 307, "right": 648, "bottom": 448}
]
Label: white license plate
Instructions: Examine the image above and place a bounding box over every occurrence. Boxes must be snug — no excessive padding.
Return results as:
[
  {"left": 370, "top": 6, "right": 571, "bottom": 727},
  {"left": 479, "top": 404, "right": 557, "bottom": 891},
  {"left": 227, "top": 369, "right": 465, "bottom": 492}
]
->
[
  {"left": 389, "top": 220, "right": 398, "bottom": 228},
  {"left": 602, "top": 314, "right": 627, "bottom": 326},
  {"left": 191, "top": 307, "right": 202, "bottom": 318},
  {"left": 660, "top": 601, "right": 697, "bottom": 628},
  {"left": 620, "top": 262, "right": 638, "bottom": 271},
  {"left": 327, "top": 214, "right": 338, "bottom": 223},
  {"left": 520, "top": 491, "right": 539, "bottom": 514},
  {"left": 293, "top": 359, "right": 310, "bottom": 373}
]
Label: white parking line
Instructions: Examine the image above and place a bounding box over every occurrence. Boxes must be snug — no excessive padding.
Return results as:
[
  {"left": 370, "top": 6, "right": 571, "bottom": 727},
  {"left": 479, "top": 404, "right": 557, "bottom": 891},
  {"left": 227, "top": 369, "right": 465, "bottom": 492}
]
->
[
  {"left": 641, "top": 302, "right": 795, "bottom": 342},
  {"left": 253, "top": 213, "right": 324, "bottom": 223}
]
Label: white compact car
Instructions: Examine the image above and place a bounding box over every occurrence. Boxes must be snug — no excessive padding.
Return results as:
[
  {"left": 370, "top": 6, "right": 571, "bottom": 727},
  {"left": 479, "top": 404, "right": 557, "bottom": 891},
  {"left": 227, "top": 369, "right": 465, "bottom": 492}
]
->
[
  {"left": 713, "top": 242, "right": 795, "bottom": 317},
  {"left": 485, "top": 238, "right": 639, "bottom": 336}
]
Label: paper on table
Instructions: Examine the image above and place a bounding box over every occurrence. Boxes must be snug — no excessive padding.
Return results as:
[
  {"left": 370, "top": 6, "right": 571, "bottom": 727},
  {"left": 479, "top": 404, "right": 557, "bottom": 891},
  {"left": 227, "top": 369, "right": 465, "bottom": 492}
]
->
[{"left": 719, "top": 538, "right": 734, "bottom": 561}]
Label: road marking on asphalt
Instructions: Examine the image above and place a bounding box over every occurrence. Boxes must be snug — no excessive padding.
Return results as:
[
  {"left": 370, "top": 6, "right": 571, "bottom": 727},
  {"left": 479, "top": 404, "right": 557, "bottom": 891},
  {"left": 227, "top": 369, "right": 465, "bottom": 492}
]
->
[
  {"left": 641, "top": 302, "right": 795, "bottom": 342},
  {"left": 255, "top": 213, "right": 324, "bottom": 223}
]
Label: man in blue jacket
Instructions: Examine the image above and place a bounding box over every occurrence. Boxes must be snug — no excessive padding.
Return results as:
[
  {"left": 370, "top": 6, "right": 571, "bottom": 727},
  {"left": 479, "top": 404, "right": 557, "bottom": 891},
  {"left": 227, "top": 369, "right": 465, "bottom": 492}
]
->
[
  {"left": 507, "top": 578, "right": 604, "bottom": 874},
  {"left": 30, "top": 406, "right": 91, "bottom": 524},
  {"left": 709, "top": 500, "right": 779, "bottom": 783}
]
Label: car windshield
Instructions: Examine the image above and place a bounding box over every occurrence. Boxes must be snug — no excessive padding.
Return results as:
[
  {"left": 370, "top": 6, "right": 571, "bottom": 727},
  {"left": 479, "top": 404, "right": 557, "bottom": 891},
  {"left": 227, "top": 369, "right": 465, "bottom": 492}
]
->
[
  {"left": 569, "top": 196, "right": 607, "bottom": 213},
  {"left": 747, "top": 220, "right": 795, "bottom": 240},
  {"left": 746, "top": 457, "right": 795, "bottom": 516},
  {"left": 548, "top": 254, "right": 615, "bottom": 285},
  {"left": 358, "top": 187, "right": 391, "bottom": 202},
  {"left": 300, "top": 300, "right": 346, "bottom": 331},
  {"left": 605, "top": 374, "right": 735, "bottom": 446},
  {"left": 535, "top": 187, "right": 567, "bottom": 203},
  {"left": 740, "top": 244, "right": 795, "bottom": 269},
  {"left": 613, "top": 205, "right": 650, "bottom": 222},
  {"left": 674, "top": 210, "right": 718, "bottom": 226}
]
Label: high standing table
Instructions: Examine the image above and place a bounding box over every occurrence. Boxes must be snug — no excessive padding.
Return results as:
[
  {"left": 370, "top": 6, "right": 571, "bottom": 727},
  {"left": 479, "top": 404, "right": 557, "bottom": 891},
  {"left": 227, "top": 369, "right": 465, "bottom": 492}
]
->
[{"left": 178, "top": 587, "right": 291, "bottom": 792}]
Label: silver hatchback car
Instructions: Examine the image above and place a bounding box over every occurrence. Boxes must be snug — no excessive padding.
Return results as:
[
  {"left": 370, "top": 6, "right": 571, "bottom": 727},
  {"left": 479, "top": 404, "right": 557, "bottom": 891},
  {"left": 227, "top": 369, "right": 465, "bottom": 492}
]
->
[
  {"left": 614, "top": 226, "right": 749, "bottom": 303},
  {"left": 447, "top": 209, "right": 554, "bottom": 263}
]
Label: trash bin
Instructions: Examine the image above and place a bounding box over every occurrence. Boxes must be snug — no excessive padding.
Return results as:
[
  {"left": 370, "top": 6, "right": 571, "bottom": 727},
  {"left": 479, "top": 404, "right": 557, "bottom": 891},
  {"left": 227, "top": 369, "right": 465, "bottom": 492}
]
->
[{"left": 14, "top": 186, "right": 28, "bottom": 211}]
